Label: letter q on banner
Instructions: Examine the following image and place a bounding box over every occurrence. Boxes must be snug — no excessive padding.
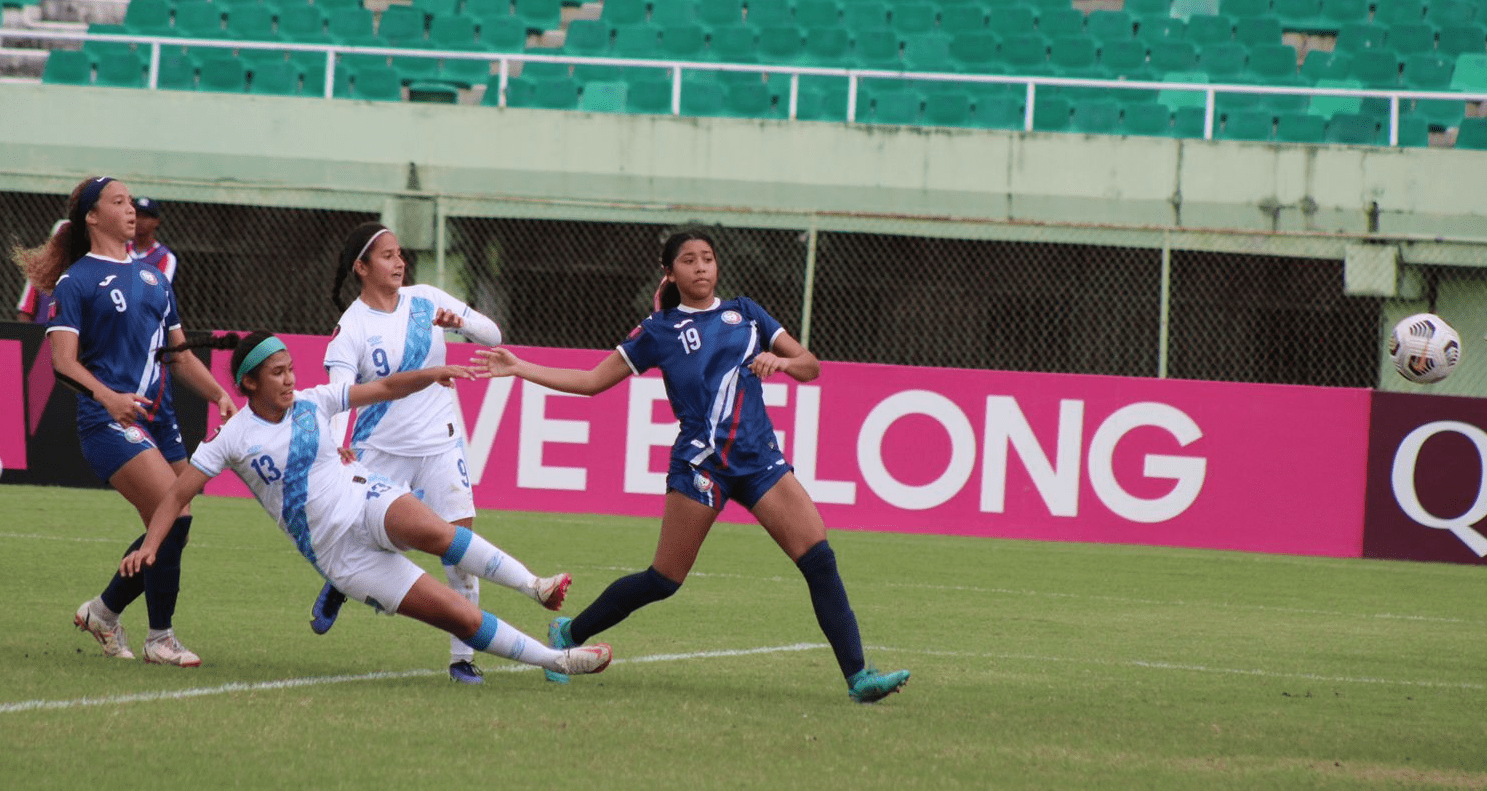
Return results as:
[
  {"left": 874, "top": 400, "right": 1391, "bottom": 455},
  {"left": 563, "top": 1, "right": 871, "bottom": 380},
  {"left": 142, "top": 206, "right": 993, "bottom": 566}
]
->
[{"left": 1391, "top": 420, "right": 1487, "bottom": 557}]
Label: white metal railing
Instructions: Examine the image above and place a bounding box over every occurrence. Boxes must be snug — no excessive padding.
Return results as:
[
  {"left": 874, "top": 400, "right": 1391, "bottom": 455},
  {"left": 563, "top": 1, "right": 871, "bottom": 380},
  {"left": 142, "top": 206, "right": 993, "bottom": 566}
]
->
[{"left": 6, "top": 28, "right": 1487, "bottom": 145}]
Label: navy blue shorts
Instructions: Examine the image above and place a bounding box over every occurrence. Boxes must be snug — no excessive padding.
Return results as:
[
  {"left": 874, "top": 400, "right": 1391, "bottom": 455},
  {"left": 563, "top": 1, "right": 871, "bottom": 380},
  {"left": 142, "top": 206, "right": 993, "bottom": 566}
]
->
[
  {"left": 79, "top": 414, "right": 186, "bottom": 482},
  {"left": 667, "top": 457, "right": 793, "bottom": 511}
]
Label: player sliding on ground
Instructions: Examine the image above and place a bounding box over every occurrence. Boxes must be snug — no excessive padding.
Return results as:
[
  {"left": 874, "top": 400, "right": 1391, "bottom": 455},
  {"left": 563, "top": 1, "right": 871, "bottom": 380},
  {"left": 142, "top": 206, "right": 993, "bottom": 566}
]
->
[
  {"left": 118, "top": 331, "right": 612, "bottom": 679},
  {"left": 475, "top": 229, "right": 909, "bottom": 703}
]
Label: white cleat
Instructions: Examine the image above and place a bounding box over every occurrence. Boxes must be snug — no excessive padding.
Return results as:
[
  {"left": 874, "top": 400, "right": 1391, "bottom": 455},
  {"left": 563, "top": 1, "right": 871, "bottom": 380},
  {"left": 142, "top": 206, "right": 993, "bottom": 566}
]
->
[
  {"left": 142, "top": 630, "right": 201, "bottom": 667},
  {"left": 532, "top": 573, "right": 572, "bottom": 611},
  {"left": 554, "top": 644, "right": 613, "bottom": 676},
  {"left": 74, "top": 600, "right": 133, "bottom": 659}
]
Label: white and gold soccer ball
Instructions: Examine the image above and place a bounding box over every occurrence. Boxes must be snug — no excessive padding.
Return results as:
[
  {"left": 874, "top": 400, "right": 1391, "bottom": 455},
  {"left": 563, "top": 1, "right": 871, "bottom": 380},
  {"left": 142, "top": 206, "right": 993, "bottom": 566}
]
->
[{"left": 1389, "top": 313, "right": 1462, "bottom": 384}]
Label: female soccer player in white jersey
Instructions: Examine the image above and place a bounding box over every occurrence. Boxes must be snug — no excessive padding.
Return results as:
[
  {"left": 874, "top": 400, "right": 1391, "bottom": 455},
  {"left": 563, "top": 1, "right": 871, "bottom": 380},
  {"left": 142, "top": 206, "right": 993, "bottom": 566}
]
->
[
  {"left": 117, "top": 331, "right": 613, "bottom": 679},
  {"left": 12, "top": 176, "right": 237, "bottom": 666},
  {"left": 310, "top": 222, "right": 570, "bottom": 685},
  {"left": 475, "top": 229, "right": 910, "bottom": 704}
]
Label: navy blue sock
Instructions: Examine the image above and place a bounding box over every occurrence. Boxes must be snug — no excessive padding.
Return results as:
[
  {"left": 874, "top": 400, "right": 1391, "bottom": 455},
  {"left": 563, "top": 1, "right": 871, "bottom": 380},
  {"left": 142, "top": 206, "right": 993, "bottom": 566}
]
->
[
  {"left": 796, "top": 541, "right": 866, "bottom": 680},
  {"left": 144, "top": 516, "right": 192, "bottom": 630},
  {"left": 100, "top": 534, "right": 148, "bottom": 614},
  {"left": 570, "top": 567, "right": 680, "bottom": 645}
]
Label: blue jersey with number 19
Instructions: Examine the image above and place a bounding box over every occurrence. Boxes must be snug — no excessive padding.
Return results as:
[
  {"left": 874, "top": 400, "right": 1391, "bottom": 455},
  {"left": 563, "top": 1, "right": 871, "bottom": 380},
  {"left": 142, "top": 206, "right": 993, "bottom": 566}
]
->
[
  {"left": 46, "top": 253, "right": 180, "bottom": 431},
  {"left": 617, "top": 296, "right": 786, "bottom": 472}
]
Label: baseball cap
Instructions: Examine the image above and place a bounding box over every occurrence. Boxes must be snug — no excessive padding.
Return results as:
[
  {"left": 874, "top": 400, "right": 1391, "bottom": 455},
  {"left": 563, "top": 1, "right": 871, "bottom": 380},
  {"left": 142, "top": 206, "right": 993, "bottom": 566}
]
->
[{"left": 133, "top": 197, "right": 162, "bottom": 217}]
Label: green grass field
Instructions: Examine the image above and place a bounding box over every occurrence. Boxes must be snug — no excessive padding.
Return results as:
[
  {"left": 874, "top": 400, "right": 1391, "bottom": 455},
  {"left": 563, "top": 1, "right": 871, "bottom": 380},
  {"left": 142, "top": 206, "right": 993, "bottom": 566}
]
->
[{"left": 2, "top": 483, "right": 1485, "bottom": 790}]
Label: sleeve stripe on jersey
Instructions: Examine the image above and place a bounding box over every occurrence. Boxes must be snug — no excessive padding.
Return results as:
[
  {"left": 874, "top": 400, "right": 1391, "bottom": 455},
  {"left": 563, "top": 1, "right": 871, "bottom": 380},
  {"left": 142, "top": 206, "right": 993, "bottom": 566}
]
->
[{"left": 616, "top": 345, "right": 642, "bottom": 376}]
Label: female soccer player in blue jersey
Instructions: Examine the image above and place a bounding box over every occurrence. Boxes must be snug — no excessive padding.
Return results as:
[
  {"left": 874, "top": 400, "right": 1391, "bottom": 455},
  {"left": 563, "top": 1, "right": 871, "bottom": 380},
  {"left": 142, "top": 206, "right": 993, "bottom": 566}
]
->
[
  {"left": 117, "top": 332, "right": 613, "bottom": 679},
  {"left": 475, "top": 229, "right": 910, "bottom": 703},
  {"left": 13, "top": 177, "right": 237, "bottom": 666},
  {"left": 310, "top": 222, "right": 571, "bottom": 685}
]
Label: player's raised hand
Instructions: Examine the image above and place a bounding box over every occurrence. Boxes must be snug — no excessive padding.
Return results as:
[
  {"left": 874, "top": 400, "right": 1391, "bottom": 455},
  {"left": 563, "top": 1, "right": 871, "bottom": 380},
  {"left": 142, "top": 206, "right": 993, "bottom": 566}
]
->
[
  {"left": 433, "top": 307, "right": 464, "bottom": 330},
  {"left": 473, "top": 347, "right": 522, "bottom": 377}
]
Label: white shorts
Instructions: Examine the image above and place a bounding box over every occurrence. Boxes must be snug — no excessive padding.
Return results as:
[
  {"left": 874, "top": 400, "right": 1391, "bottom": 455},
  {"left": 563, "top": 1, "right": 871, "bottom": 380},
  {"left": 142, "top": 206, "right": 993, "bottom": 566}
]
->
[
  {"left": 315, "top": 479, "right": 425, "bottom": 615},
  {"left": 356, "top": 445, "right": 476, "bottom": 524}
]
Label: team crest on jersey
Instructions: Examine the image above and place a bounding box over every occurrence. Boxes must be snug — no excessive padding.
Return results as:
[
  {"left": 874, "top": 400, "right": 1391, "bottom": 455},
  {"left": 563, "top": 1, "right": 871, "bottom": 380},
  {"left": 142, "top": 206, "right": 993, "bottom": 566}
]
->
[
  {"left": 122, "top": 426, "right": 147, "bottom": 444},
  {"left": 693, "top": 472, "right": 713, "bottom": 493},
  {"left": 139, "top": 269, "right": 159, "bottom": 287},
  {"left": 722, "top": 310, "right": 742, "bottom": 325}
]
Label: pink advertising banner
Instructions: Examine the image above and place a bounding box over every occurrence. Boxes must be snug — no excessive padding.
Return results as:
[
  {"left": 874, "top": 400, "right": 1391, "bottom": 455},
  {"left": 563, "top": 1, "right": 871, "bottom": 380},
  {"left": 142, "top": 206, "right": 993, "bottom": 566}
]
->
[{"left": 199, "top": 333, "right": 1373, "bottom": 558}]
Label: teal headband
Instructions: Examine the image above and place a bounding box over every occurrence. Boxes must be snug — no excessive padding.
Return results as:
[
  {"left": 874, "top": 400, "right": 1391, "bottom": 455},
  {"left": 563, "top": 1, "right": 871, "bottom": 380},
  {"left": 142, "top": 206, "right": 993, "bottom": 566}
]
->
[{"left": 235, "top": 336, "right": 287, "bottom": 387}]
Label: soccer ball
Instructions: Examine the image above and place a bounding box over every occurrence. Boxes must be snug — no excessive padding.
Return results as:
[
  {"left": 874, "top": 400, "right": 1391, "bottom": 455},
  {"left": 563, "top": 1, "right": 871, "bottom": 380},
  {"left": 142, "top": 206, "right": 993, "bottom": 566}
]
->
[{"left": 1389, "top": 313, "right": 1462, "bottom": 384}]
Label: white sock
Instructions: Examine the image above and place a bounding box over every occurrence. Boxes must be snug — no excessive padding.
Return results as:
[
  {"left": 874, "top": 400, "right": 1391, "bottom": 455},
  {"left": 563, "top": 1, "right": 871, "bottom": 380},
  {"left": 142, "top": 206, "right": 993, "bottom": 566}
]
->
[
  {"left": 146, "top": 628, "right": 172, "bottom": 643},
  {"left": 89, "top": 597, "right": 120, "bottom": 623},
  {"left": 445, "top": 563, "right": 479, "bottom": 664},
  {"left": 444, "top": 528, "right": 539, "bottom": 594},
  {"left": 463, "top": 612, "right": 566, "bottom": 671}
]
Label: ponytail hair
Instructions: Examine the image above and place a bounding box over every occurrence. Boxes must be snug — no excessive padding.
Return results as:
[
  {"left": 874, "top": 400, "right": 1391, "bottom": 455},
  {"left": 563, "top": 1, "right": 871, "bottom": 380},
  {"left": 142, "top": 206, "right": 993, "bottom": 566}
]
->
[
  {"left": 331, "top": 221, "right": 390, "bottom": 311},
  {"left": 655, "top": 228, "right": 718, "bottom": 312},
  {"left": 11, "top": 177, "right": 107, "bottom": 293}
]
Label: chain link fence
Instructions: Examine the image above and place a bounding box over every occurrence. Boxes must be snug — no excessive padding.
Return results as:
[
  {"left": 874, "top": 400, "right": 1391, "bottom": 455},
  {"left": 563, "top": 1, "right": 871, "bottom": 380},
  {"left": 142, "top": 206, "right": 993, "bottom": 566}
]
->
[{"left": 4, "top": 180, "right": 1484, "bottom": 395}]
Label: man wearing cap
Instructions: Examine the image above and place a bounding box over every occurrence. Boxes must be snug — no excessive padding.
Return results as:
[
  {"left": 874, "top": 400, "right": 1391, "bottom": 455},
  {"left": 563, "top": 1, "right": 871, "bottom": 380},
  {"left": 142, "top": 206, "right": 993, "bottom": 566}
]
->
[{"left": 128, "top": 197, "right": 178, "bottom": 283}]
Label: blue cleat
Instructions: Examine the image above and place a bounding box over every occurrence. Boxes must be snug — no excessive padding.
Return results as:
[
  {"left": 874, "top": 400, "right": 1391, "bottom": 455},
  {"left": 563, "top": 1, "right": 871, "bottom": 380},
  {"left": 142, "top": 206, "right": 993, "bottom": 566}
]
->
[
  {"left": 545, "top": 617, "right": 574, "bottom": 684},
  {"left": 310, "top": 582, "right": 346, "bottom": 635},
  {"left": 449, "top": 660, "right": 485, "bottom": 684},
  {"left": 847, "top": 666, "right": 910, "bottom": 704}
]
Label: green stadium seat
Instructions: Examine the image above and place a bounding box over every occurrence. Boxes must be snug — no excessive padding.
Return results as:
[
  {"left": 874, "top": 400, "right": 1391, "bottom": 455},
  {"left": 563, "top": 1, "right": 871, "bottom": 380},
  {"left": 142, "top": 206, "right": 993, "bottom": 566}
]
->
[
  {"left": 463, "top": 0, "right": 511, "bottom": 26},
  {"left": 903, "top": 31, "right": 955, "bottom": 70},
  {"left": 1150, "top": 40, "right": 1199, "bottom": 73},
  {"left": 1100, "top": 39, "right": 1154, "bottom": 81},
  {"left": 1275, "top": 111, "right": 1326, "bottom": 141},
  {"left": 564, "top": 19, "right": 609, "bottom": 56},
  {"left": 1235, "top": 16, "right": 1282, "bottom": 45},
  {"left": 123, "top": 0, "right": 174, "bottom": 36},
  {"left": 1396, "top": 113, "right": 1430, "bottom": 146},
  {"left": 971, "top": 93, "right": 1024, "bottom": 129},
  {"left": 1308, "top": 77, "right": 1362, "bottom": 116},
  {"left": 1039, "top": 8, "right": 1085, "bottom": 39},
  {"left": 842, "top": 1, "right": 891, "bottom": 33},
  {"left": 710, "top": 24, "right": 758, "bottom": 61},
  {"left": 1386, "top": 23, "right": 1439, "bottom": 56},
  {"left": 1136, "top": 16, "right": 1186, "bottom": 45},
  {"left": 279, "top": 6, "right": 330, "bottom": 44},
  {"left": 1123, "top": 101, "right": 1173, "bottom": 135},
  {"left": 1169, "top": 0, "right": 1219, "bottom": 19},
  {"left": 407, "top": 80, "right": 459, "bottom": 102},
  {"left": 1319, "top": 0, "right": 1370, "bottom": 30},
  {"left": 652, "top": 0, "right": 698, "bottom": 26},
  {"left": 1326, "top": 111, "right": 1380, "bottom": 143},
  {"left": 95, "top": 50, "right": 145, "bottom": 87},
  {"left": 314, "top": 0, "right": 363, "bottom": 10},
  {"left": 1186, "top": 14, "right": 1235, "bottom": 44},
  {"left": 1450, "top": 52, "right": 1487, "bottom": 90},
  {"left": 227, "top": 5, "right": 276, "bottom": 42},
  {"left": 1300, "top": 49, "right": 1351, "bottom": 81},
  {"left": 1349, "top": 50, "right": 1402, "bottom": 87},
  {"left": 1427, "top": 0, "right": 1478, "bottom": 27},
  {"left": 610, "top": 22, "right": 660, "bottom": 56},
  {"left": 414, "top": 0, "right": 459, "bottom": 18},
  {"left": 986, "top": 7, "right": 1035, "bottom": 38},
  {"left": 1048, "top": 35, "right": 1096, "bottom": 75},
  {"left": 352, "top": 65, "right": 404, "bottom": 100},
  {"left": 680, "top": 79, "right": 726, "bottom": 115},
  {"left": 802, "top": 26, "right": 850, "bottom": 64},
  {"left": 1334, "top": 22, "right": 1388, "bottom": 53},
  {"left": 250, "top": 60, "right": 302, "bottom": 95},
  {"left": 198, "top": 56, "right": 247, "bottom": 92},
  {"left": 798, "top": 84, "right": 851, "bottom": 120},
  {"left": 1157, "top": 70, "right": 1209, "bottom": 111},
  {"left": 747, "top": 0, "right": 793, "bottom": 27},
  {"left": 1219, "top": 0, "right": 1270, "bottom": 18},
  {"left": 153, "top": 51, "right": 197, "bottom": 90},
  {"left": 1404, "top": 53, "right": 1465, "bottom": 128},
  {"left": 1221, "top": 108, "right": 1274, "bottom": 139},
  {"left": 1244, "top": 44, "right": 1306, "bottom": 112},
  {"left": 698, "top": 0, "right": 744, "bottom": 29},
  {"left": 514, "top": 0, "right": 561, "bottom": 33},
  {"left": 1031, "top": 94, "right": 1072, "bottom": 130},
  {"left": 1272, "top": 0, "right": 1328, "bottom": 33},
  {"left": 393, "top": 50, "right": 441, "bottom": 82},
  {"left": 379, "top": 5, "right": 429, "bottom": 46},
  {"left": 853, "top": 28, "right": 903, "bottom": 68},
  {"left": 328, "top": 7, "right": 377, "bottom": 41},
  {"left": 481, "top": 16, "right": 530, "bottom": 52},
  {"left": 600, "top": 0, "right": 647, "bottom": 27},
  {"left": 304, "top": 60, "right": 355, "bottom": 97},
  {"left": 1071, "top": 98, "right": 1122, "bottom": 133},
  {"left": 508, "top": 74, "right": 575, "bottom": 106},
  {"left": 870, "top": 89, "right": 923, "bottom": 123},
  {"left": 659, "top": 23, "right": 707, "bottom": 59},
  {"left": 757, "top": 25, "right": 804, "bottom": 63},
  {"left": 725, "top": 81, "right": 776, "bottom": 117},
  {"left": 625, "top": 75, "right": 674, "bottom": 113},
  {"left": 1087, "top": 10, "right": 1135, "bottom": 43},
  {"left": 1438, "top": 24, "right": 1487, "bottom": 56},
  {"left": 923, "top": 89, "right": 973, "bottom": 125},
  {"left": 42, "top": 49, "right": 93, "bottom": 85},
  {"left": 950, "top": 30, "right": 999, "bottom": 71},
  {"left": 939, "top": 3, "right": 988, "bottom": 32},
  {"left": 1126, "top": 0, "right": 1172, "bottom": 17},
  {"left": 83, "top": 24, "right": 134, "bottom": 61},
  {"left": 1200, "top": 41, "right": 1247, "bottom": 79},
  {"left": 175, "top": 4, "right": 226, "bottom": 38},
  {"left": 430, "top": 13, "right": 481, "bottom": 50},
  {"left": 1375, "top": 0, "right": 1427, "bottom": 26},
  {"left": 1456, "top": 116, "right": 1487, "bottom": 147},
  {"left": 796, "top": 0, "right": 843, "bottom": 29},
  {"left": 890, "top": 2, "right": 938, "bottom": 35},
  {"left": 1173, "top": 105, "right": 1207, "bottom": 136},
  {"left": 578, "top": 80, "right": 628, "bottom": 111}
]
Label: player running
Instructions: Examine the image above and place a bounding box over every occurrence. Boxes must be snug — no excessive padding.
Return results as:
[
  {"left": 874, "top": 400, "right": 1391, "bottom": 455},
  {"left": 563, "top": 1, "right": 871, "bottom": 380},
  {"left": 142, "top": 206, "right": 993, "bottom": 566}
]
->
[
  {"left": 119, "top": 331, "right": 612, "bottom": 679},
  {"left": 310, "top": 222, "right": 569, "bottom": 685},
  {"left": 475, "top": 229, "right": 909, "bottom": 703}
]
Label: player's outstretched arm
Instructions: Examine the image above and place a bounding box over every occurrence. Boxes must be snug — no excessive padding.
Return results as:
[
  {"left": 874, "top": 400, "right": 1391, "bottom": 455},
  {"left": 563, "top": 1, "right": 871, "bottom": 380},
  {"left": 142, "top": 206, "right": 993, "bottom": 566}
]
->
[
  {"left": 121, "top": 465, "right": 211, "bottom": 576},
  {"left": 348, "top": 365, "right": 479, "bottom": 409},
  {"left": 474, "top": 348, "right": 631, "bottom": 396}
]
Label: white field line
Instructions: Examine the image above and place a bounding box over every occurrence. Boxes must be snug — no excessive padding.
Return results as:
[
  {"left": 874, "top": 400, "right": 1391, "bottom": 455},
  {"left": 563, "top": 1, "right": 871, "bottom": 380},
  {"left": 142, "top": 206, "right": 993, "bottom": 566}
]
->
[{"left": 6, "top": 640, "right": 1480, "bottom": 715}]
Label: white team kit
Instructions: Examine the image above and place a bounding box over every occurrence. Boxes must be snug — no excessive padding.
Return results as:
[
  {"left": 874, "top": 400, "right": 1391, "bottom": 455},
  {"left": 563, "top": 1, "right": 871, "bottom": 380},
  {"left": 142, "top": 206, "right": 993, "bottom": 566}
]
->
[
  {"left": 190, "top": 383, "right": 424, "bottom": 614},
  {"left": 324, "top": 284, "right": 501, "bottom": 523}
]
